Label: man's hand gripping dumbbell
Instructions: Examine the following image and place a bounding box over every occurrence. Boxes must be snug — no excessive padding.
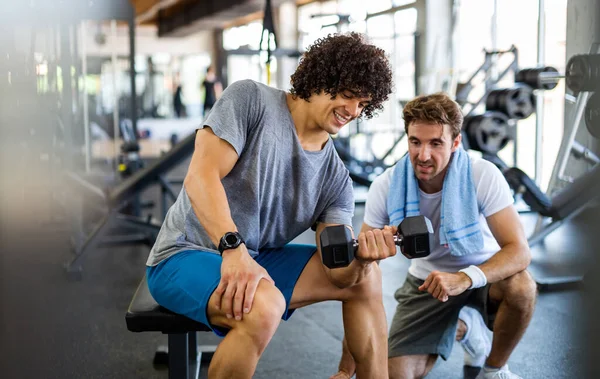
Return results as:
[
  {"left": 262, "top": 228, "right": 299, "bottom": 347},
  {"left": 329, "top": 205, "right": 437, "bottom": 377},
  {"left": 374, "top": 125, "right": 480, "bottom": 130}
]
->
[{"left": 320, "top": 215, "right": 434, "bottom": 268}]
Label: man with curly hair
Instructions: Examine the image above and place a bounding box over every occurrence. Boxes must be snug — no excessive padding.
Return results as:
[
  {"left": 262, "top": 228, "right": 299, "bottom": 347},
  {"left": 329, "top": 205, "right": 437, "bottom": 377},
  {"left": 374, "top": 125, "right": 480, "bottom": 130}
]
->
[{"left": 145, "top": 33, "right": 394, "bottom": 378}]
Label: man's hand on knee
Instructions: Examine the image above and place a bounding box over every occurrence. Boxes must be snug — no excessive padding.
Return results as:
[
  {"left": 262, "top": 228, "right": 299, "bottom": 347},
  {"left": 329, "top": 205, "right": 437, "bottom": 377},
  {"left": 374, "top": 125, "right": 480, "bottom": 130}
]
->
[{"left": 215, "top": 245, "right": 274, "bottom": 321}]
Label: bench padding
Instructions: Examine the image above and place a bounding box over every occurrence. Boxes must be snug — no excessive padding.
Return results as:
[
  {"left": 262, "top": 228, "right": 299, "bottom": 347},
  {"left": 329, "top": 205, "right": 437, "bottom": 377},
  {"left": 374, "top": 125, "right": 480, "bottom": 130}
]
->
[{"left": 126, "top": 274, "right": 211, "bottom": 334}]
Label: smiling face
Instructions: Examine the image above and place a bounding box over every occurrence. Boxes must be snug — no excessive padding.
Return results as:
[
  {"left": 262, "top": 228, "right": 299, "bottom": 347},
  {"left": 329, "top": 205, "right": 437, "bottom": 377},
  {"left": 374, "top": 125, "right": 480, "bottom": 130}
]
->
[
  {"left": 407, "top": 121, "right": 461, "bottom": 193},
  {"left": 308, "top": 90, "right": 372, "bottom": 134}
]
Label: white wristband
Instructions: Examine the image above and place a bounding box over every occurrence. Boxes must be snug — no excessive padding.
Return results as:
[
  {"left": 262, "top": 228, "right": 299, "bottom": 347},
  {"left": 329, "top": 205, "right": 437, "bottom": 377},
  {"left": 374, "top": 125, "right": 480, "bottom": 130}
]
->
[{"left": 459, "top": 265, "right": 487, "bottom": 289}]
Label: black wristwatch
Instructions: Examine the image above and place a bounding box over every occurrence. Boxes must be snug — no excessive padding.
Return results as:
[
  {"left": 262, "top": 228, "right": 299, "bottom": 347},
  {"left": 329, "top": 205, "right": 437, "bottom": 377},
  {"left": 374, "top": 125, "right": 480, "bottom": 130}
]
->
[{"left": 218, "top": 231, "right": 245, "bottom": 255}]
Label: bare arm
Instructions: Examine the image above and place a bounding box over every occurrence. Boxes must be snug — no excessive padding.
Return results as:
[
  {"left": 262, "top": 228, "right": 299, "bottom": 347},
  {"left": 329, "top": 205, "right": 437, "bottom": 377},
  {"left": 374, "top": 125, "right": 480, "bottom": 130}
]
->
[
  {"left": 183, "top": 127, "right": 239, "bottom": 245},
  {"left": 420, "top": 204, "right": 530, "bottom": 302},
  {"left": 477, "top": 204, "right": 531, "bottom": 283},
  {"left": 183, "top": 127, "right": 273, "bottom": 320},
  {"left": 316, "top": 222, "right": 395, "bottom": 288}
]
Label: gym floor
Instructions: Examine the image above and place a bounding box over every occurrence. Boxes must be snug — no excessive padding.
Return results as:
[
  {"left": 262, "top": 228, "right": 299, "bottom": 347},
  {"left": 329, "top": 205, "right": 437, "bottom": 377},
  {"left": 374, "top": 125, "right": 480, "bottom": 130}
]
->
[{"left": 0, "top": 158, "right": 597, "bottom": 379}]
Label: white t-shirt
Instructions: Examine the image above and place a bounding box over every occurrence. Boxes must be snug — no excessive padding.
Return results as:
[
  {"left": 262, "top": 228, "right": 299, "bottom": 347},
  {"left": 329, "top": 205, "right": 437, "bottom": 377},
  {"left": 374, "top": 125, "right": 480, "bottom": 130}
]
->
[{"left": 364, "top": 156, "right": 514, "bottom": 280}]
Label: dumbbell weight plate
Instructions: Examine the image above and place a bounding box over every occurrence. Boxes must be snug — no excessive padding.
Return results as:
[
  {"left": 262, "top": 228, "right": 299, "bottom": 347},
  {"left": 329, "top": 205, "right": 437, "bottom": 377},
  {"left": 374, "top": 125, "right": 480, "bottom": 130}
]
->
[
  {"left": 504, "top": 85, "right": 535, "bottom": 120},
  {"left": 566, "top": 54, "right": 600, "bottom": 93},
  {"left": 585, "top": 92, "right": 600, "bottom": 139},
  {"left": 486, "top": 86, "right": 535, "bottom": 120},
  {"left": 465, "top": 111, "right": 511, "bottom": 155}
]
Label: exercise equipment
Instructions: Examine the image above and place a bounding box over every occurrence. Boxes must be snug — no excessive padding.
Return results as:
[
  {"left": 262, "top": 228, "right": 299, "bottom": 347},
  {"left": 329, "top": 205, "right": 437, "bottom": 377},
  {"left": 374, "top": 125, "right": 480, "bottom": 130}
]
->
[
  {"left": 565, "top": 54, "right": 600, "bottom": 93},
  {"left": 527, "top": 163, "right": 600, "bottom": 245},
  {"left": 504, "top": 167, "right": 552, "bottom": 214},
  {"left": 320, "top": 215, "right": 434, "bottom": 268},
  {"left": 333, "top": 134, "right": 404, "bottom": 188},
  {"left": 126, "top": 275, "right": 217, "bottom": 379},
  {"left": 485, "top": 85, "right": 535, "bottom": 120},
  {"left": 260, "top": 0, "right": 277, "bottom": 85},
  {"left": 456, "top": 45, "right": 520, "bottom": 118},
  {"left": 516, "top": 66, "right": 561, "bottom": 90},
  {"left": 65, "top": 132, "right": 196, "bottom": 279},
  {"left": 503, "top": 163, "right": 600, "bottom": 290},
  {"left": 585, "top": 91, "right": 600, "bottom": 138},
  {"left": 464, "top": 111, "right": 512, "bottom": 155},
  {"left": 455, "top": 46, "right": 541, "bottom": 168},
  {"left": 547, "top": 44, "right": 600, "bottom": 190}
]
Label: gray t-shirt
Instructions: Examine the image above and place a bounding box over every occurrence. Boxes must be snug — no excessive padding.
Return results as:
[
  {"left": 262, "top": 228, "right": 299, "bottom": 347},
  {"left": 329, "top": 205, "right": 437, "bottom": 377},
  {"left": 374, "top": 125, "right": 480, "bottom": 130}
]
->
[{"left": 147, "top": 79, "right": 355, "bottom": 266}]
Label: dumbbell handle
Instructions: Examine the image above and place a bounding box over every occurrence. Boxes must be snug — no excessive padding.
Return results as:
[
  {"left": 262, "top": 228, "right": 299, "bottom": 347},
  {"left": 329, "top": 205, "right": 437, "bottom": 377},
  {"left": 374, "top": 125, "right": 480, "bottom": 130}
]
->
[{"left": 350, "top": 234, "right": 403, "bottom": 248}]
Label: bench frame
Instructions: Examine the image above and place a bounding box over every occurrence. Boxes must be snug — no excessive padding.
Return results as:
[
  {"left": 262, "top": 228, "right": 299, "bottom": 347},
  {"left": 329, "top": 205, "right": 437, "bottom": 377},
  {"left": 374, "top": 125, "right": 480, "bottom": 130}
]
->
[
  {"left": 157, "top": 332, "right": 216, "bottom": 379},
  {"left": 126, "top": 276, "right": 217, "bottom": 379}
]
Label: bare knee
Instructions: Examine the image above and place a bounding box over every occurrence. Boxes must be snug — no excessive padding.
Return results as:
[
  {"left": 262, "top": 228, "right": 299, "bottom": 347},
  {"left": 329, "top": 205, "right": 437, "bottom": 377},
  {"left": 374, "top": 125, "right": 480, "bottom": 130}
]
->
[
  {"left": 342, "top": 264, "right": 383, "bottom": 301},
  {"left": 213, "top": 281, "right": 286, "bottom": 351},
  {"left": 389, "top": 355, "right": 435, "bottom": 379},
  {"left": 498, "top": 271, "right": 537, "bottom": 309}
]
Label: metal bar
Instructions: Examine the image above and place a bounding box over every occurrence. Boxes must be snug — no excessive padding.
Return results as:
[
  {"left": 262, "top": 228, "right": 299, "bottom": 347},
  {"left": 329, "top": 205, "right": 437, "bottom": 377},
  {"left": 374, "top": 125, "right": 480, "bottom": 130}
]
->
[
  {"left": 65, "top": 212, "right": 111, "bottom": 272},
  {"left": 64, "top": 171, "right": 107, "bottom": 201},
  {"left": 414, "top": 32, "right": 421, "bottom": 95},
  {"left": 108, "top": 132, "right": 196, "bottom": 207},
  {"left": 557, "top": 92, "right": 590, "bottom": 180},
  {"left": 379, "top": 131, "right": 406, "bottom": 162},
  {"left": 534, "top": 275, "right": 583, "bottom": 291},
  {"left": 467, "top": 55, "right": 519, "bottom": 118},
  {"left": 128, "top": 14, "right": 138, "bottom": 137},
  {"left": 538, "top": 72, "right": 564, "bottom": 83},
  {"left": 527, "top": 218, "right": 564, "bottom": 247},
  {"left": 161, "top": 183, "right": 168, "bottom": 221},
  {"left": 535, "top": 0, "right": 545, "bottom": 184},
  {"left": 366, "top": 3, "right": 417, "bottom": 19},
  {"left": 188, "top": 332, "right": 197, "bottom": 361},
  {"left": 111, "top": 20, "right": 120, "bottom": 171},
  {"left": 447, "top": 0, "right": 461, "bottom": 97},
  {"left": 159, "top": 175, "right": 178, "bottom": 201},
  {"left": 571, "top": 141, "right": 600, "bottom": 164},
  {"left": 168, "top": 334, "right": 189, "bottom": 379},
  {"left": 546, "top": 43, "right": 600, "bottom": 193},
  {"left": 60, "top": 21, "right": 74, "bottom": 170},
  {"left": 97, "top": 233, "right": 149, "bottom": 247},
  {"left": 71, "top": 24, "right": 79, "bottom": 111},
  {"left": 81, "top": 21, "right": 91, "bottom": 173},
  {"left": 490, "top": 0, "right": 498, "bottom": 81},
  {"left": 224, "top": 47, "right": 301, "bottom": 57},
  {"left": 113, "top": 214, "right": 162, "bottom": 235},
  {"left": 513, "top": 125, "right": 518, "bottom": 168}
]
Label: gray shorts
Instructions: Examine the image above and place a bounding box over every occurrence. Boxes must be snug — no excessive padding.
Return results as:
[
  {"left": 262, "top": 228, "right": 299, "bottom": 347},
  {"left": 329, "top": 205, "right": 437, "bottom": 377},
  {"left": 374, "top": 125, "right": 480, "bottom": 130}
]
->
[{"left": 388, "top": 273, "right": 495, "bottom": 360}]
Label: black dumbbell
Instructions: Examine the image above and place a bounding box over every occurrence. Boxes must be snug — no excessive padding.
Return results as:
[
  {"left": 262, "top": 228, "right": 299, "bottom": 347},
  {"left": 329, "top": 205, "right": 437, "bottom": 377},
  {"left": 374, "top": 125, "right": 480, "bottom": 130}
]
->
[{"left": 320, "top": 215, "right": 434, "bottom": 269}]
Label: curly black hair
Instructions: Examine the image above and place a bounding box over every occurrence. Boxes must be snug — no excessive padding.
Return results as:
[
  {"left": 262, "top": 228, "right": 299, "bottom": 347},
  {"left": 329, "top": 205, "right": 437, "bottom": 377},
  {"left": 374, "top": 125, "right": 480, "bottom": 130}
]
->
[{"left": 290, "top": 32, "right": 393, "bottom": 119}]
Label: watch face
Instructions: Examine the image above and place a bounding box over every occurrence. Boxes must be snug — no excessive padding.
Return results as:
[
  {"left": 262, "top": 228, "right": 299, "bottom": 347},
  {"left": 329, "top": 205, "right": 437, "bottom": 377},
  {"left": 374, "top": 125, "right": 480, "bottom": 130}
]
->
[{"left": 225, "top": 233, "right": 239, "bottom": 245}]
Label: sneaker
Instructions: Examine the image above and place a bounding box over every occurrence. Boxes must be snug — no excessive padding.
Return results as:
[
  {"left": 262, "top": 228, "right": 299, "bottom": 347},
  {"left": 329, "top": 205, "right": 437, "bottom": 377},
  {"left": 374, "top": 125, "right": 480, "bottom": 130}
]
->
[
  {"left": 459, "top": 306, "right": 491, "bottom": 367},
  {"left": 475, "top": 364, "right": 523, "bottom": 379}
]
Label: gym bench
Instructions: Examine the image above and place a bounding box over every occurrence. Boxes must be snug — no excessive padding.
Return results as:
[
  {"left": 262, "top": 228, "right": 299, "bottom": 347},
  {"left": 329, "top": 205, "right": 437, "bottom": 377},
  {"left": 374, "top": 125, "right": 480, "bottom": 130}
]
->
[{"left": 126, "top": 275, "right": 217, "bottom": 379}]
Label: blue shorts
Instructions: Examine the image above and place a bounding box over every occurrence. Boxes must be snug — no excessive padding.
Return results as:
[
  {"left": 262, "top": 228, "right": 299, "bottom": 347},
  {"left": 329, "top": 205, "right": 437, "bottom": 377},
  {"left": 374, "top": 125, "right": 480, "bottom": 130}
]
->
[{"left": 146, "top": 244, "right": 317, "bottom": 337}]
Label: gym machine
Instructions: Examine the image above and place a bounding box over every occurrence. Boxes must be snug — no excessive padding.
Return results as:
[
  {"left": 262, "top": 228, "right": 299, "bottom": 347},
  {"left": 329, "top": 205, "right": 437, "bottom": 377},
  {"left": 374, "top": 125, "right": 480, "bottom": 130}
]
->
[
  {"left": 499, "top": 46, "right": 600, "bottom": 290},
  {"left": 65, "top": 133, "right": 196, "bottom": 279}
]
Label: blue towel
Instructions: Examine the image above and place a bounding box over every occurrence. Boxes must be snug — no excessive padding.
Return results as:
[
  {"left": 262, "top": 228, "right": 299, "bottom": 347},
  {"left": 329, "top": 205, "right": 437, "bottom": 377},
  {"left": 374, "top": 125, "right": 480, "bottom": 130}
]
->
[{"left": 387, "top": 147, "right": 482, "bottom": 257}]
